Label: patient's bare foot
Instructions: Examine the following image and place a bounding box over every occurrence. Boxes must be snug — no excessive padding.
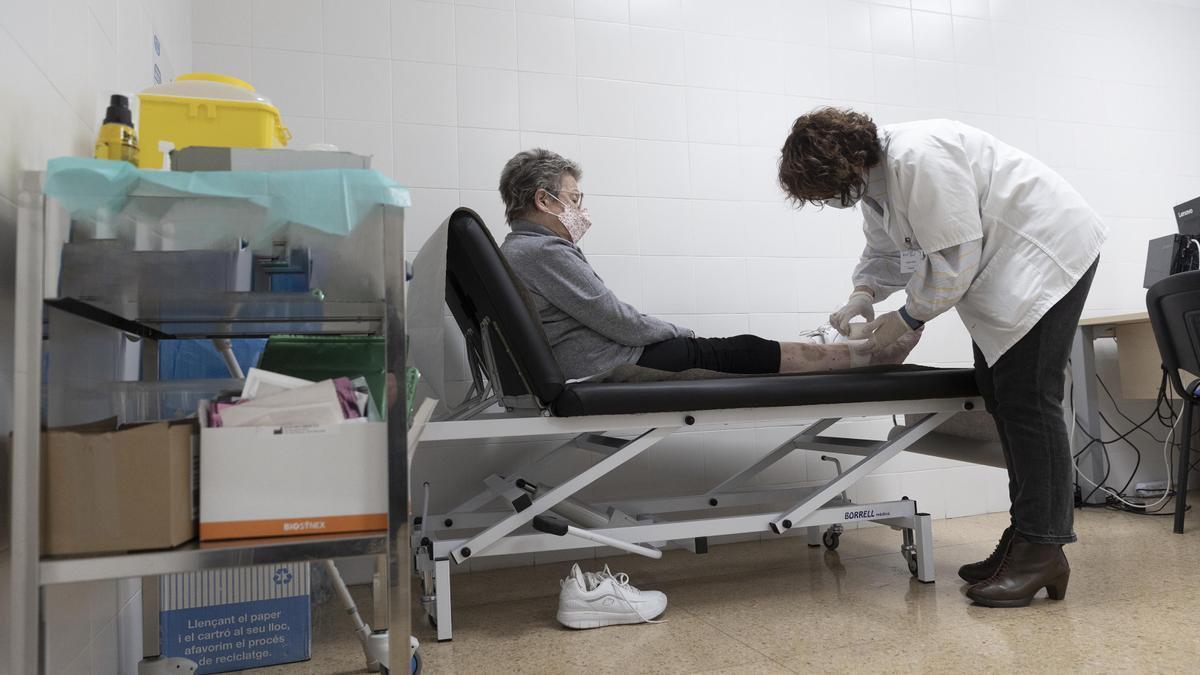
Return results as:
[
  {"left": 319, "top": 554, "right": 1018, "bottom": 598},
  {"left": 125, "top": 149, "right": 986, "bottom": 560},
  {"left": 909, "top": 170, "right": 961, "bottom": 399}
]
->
[{"left": 850, "top": 329, "right": 922, "bottom": 366}]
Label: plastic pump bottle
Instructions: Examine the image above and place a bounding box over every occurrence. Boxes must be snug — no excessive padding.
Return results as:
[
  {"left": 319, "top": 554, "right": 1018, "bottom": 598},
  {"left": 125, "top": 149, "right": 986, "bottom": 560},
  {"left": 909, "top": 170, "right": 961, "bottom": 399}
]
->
[{"left": 94, "top": 94, "right": 140, "bottom": 165}]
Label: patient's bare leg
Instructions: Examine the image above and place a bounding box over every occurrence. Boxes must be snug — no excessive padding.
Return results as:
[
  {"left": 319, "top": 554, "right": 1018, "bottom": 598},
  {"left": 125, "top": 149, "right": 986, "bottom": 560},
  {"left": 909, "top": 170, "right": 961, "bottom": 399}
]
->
[
  {"left": 779, "top": 342, "right": 853, "bottom": 372},
  {"left": 778, "top": 330, "right": 921, "bottom": 373}
]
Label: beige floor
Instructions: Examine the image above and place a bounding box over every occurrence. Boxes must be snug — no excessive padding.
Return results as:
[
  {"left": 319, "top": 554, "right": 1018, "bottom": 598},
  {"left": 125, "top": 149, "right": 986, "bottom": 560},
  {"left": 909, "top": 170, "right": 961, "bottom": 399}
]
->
[{"left": 265, "top": 499, "right": 1200, "bottom": 674}]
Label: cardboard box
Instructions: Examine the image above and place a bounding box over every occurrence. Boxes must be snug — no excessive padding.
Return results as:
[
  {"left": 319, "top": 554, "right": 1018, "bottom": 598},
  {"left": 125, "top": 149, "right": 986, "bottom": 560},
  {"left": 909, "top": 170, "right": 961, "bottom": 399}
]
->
[
  {"left": 198, "top": 402, "right": 386, "bottom": 541},
  {"left": 160, "top": 563, "right": 311, "bottom": 673},
  {"left": 42, "top": 418, "right": 196, "bottom": 555}
]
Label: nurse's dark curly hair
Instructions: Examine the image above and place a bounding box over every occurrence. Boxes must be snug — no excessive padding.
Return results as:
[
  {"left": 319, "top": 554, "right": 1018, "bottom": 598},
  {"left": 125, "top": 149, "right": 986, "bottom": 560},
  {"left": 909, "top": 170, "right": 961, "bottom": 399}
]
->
[{"left": 778, "top": 107, "right": 882, "bottom": 208}]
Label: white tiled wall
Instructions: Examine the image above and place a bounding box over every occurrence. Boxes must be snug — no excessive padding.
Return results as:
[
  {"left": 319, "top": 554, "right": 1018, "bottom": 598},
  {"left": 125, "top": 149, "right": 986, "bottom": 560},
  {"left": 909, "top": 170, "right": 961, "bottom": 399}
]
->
[
  {"left": 0, "top": 0, "right": 191, "bottom": 670},
  {"left": 187, "top": 1, "right": 1200, "bottom": 553},
  {"left": 190, "top": 0, "right": 1200, "bottom": 533}
]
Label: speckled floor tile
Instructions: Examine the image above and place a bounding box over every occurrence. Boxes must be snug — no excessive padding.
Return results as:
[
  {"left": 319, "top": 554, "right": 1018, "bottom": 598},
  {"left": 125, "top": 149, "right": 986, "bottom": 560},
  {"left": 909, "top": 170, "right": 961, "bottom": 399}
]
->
[
  {"left": 696, "top": 660, "right": 798, "bottom": 674},
  {"left": 264, "top": 493, "right": 1200, "bottom": 674},
  {"left": 416, "top": 597, "right": 769, "bottom": 674}
]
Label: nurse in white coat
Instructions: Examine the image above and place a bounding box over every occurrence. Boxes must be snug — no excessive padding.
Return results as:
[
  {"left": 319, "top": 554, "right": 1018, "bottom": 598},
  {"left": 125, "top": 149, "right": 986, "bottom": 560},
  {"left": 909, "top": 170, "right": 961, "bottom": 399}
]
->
[{"left": 779, "top": 108, "right": 1106, "bottom": 608}]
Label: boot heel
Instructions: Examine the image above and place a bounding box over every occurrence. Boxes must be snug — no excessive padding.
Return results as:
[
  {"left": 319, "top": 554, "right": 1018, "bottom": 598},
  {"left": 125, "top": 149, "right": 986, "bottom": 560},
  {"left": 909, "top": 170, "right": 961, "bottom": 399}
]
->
[{"left": 1045, "top": 573, "right": 1070, "bottom": 600}]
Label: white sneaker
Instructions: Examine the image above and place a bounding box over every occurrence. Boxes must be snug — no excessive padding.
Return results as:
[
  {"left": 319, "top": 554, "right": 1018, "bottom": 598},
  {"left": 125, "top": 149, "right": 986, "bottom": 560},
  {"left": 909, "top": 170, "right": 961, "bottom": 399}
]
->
[
  {"left": 800, "top": 324, "right": 851, "bottom": 345},
  {"left": 556, "top": 564, "right": 668, "bottom": 629}
]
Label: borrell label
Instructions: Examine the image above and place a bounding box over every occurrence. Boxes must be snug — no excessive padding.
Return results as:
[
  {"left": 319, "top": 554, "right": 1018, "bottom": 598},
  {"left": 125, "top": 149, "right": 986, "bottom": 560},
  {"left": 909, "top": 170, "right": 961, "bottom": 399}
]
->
[{"left": 844, "top": 509, "right": 890, "bottom": 520}]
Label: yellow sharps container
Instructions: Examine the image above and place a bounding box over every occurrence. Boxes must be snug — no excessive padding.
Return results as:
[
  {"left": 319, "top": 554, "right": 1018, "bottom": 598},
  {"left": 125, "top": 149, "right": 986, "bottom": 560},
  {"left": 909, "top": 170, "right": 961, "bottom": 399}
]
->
[{"left": 137, "top": 73, "right": 292, "bottom": 169}]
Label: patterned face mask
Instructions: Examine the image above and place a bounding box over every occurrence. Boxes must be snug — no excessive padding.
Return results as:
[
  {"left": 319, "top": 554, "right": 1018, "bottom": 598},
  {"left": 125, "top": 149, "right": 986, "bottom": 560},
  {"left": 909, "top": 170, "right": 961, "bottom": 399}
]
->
[{"left": 546, "top": 191, "right": 592, "bottom": 243}]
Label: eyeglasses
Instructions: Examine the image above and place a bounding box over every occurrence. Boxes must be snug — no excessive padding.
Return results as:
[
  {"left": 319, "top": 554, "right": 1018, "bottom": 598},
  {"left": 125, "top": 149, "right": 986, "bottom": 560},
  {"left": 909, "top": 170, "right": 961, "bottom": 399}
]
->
[{"left": 553, "top": 190, "right": 584, "bottom": 207}]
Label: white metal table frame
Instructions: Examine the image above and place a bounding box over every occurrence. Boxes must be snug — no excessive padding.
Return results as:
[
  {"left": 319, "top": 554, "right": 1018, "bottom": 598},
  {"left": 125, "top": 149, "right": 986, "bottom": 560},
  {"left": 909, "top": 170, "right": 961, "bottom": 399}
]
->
[
  {"left": 411, "top": 395, "right": 980, "bottom": 641},
  {"left": 8, "top": 171, "right": 411, "bottom": 673}
]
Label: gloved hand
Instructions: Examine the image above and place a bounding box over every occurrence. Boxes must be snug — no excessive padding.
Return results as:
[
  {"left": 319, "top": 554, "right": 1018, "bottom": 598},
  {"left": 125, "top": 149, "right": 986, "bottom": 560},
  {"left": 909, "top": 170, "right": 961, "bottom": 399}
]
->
[
  {"left": 865, "top": 311, "right": 914, "bottom": 350},
  {"left": 849, "top": 327, "right": 923, "bottom": 368},
  {"left": 830, "top": 291, "right": 875, "bottom": 336}
]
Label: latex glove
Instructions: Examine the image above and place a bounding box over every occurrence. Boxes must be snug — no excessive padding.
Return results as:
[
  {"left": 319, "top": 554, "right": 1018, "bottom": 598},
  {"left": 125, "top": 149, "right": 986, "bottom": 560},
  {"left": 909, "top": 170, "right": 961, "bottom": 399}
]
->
[
  {"left": 848, "top": 327, "right": 923, "bottom": 368},
  {"left": 865, "top": 311, "right": 914, "bottom": 351},
  {"left": 829, "top": 291, "right": 875, "bottom": 336}
]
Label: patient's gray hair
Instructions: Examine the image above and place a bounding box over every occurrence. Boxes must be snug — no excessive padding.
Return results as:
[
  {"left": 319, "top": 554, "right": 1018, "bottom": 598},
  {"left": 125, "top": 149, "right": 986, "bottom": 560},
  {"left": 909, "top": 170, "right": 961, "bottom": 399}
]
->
[{"left": 499, "top": 149, "right": 582, "bottom": 224}]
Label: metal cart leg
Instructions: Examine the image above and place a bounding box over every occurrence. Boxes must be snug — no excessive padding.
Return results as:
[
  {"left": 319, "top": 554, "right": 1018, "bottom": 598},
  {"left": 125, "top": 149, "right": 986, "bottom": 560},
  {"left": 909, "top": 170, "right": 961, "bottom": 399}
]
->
[
  {"left": 11, "top": 179, "right": 46, "bottom": 674},
  {"left": 382, "top": 205, "right": 412, "bottom": 671},
  {"left": 141, "top": 576, "right": 160, "bottom": 657},
  {"left": 434, "top": 559, "right": 453, "bottom": 642}
]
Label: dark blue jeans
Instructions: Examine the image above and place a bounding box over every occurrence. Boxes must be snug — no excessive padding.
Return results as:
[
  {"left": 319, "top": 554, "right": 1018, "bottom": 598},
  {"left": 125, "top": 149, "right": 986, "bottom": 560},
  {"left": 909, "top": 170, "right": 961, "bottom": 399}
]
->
[{"left": 972, "top": 260, "right": 1098, "bottom": 545}]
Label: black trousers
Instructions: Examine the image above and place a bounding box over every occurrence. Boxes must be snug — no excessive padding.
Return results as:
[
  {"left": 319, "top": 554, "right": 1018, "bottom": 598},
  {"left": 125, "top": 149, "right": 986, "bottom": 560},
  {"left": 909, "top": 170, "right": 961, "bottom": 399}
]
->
[
  {"left": 637, "top": 335, "right": 781, "bottom": 374},
  {"left": 973, "top": 260, "right": 1098, "bottom": 545}
]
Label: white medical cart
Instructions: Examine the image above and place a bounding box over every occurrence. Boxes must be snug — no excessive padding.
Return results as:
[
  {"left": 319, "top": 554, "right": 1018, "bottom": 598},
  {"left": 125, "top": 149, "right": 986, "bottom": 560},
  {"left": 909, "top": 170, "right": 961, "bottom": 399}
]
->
[{"left": 7, "top": 169, "right": 412, "bottom": 673}]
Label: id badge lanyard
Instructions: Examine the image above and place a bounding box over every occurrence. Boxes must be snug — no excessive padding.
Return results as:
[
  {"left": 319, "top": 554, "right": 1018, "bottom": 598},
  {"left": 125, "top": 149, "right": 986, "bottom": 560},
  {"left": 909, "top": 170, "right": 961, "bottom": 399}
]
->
[
  {"left": 878, "top": 198, "right": 925, "bottom": 274},
  {"left": 900, "top": 237, "right": 925, "bottom": 274}
]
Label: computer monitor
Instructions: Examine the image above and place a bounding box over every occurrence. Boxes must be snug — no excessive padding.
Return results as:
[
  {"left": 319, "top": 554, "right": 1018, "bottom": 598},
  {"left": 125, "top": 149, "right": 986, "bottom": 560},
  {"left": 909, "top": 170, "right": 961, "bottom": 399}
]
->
[
  {"left": 1146, "top": 197, "right": 1200, "bottom": 288},
  {"left": 1177, "top": 196, "right": 1200, "bottom": 235}
]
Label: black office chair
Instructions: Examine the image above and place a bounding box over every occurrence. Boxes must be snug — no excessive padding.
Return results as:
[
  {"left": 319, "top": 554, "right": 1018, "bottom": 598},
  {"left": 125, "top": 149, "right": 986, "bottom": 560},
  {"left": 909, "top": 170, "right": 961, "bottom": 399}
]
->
[{"left": 1146, "top": 270, "right": 1200, "bottom": 533}]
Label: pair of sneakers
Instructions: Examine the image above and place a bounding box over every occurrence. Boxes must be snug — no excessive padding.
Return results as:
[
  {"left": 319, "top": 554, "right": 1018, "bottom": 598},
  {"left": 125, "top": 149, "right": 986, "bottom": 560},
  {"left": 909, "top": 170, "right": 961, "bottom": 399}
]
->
[{"left": 556, "top": 564, "right": 668, "bottom": 629}]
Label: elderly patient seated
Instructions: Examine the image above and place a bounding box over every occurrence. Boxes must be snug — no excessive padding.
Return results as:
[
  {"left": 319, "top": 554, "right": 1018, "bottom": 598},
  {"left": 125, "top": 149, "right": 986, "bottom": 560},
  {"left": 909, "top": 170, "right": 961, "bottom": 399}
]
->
[{"left": 496, "top": 149, "right": 920, "bottom": 381}]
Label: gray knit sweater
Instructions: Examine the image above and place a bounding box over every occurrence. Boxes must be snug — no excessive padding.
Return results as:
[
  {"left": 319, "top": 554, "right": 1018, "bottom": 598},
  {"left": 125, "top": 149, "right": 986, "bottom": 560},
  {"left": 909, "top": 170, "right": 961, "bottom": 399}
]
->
[{"left": 500, "top": 219, "right": 692, "bottom": 379}]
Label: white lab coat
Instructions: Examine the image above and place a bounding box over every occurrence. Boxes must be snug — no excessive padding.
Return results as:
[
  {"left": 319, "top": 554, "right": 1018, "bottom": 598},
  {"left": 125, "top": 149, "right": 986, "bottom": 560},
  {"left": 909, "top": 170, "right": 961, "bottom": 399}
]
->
[{"left": 852, "top": 119, "right": 1107, "bottom": 366}]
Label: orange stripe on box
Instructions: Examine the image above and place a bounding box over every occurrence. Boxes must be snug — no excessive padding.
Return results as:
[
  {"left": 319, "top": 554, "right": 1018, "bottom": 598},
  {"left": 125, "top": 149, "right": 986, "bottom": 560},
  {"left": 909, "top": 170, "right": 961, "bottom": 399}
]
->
[{"left": 200, "top": 513, "right": 388, "bottom": 541}]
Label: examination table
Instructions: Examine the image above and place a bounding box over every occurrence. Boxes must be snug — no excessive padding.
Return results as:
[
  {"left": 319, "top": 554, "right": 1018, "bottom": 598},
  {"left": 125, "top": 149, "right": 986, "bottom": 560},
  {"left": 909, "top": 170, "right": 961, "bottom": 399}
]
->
[{"left": 411, "top": 208, "right": 992, "bottom": 640}]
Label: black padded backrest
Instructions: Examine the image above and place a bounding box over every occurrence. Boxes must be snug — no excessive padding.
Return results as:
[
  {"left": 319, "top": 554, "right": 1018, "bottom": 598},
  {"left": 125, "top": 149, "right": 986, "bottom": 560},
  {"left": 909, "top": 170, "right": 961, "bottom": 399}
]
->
[
  {"left": 1146, "top": 269, "right": 1200, "bottom": 397},
  {"left": 445, "top": 207, "right": 566, "bottom": 406}
]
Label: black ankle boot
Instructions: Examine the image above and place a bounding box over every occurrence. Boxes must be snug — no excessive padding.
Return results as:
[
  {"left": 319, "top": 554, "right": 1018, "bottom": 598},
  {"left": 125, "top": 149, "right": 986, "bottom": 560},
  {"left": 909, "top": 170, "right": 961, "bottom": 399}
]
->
[
  {"left": 966, "top": 533, "right": 1070, "bottom": 608},
  {"left": 958, "top": 526, "right": 1015, "bottom": 583}
]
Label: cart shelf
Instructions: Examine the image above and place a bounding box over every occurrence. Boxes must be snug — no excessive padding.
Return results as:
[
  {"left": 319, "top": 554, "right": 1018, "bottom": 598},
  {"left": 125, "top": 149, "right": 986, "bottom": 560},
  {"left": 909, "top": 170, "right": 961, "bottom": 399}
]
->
[
  {"left": 40, "top": 531, "right": 387, "bottom": 585},
  {"left": 45, "top": 293, "right": 384, "bottom": 338}
]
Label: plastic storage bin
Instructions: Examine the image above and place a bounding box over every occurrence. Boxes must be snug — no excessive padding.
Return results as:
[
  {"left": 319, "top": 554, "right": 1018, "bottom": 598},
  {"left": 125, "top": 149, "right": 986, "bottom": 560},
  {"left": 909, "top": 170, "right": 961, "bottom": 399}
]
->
[
  {"left": 110, "top": 379, "right": 243, "bottom": 423},
  {"left": 137, "top": 73, "right": 291, "bottom": 169}
]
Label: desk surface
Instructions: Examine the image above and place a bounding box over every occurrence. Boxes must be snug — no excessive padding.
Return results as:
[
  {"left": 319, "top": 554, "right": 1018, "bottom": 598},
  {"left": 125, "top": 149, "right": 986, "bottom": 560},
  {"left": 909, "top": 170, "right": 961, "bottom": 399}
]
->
[{"left": 1079, "top": 311, "right": 1150, "bottom": 327}]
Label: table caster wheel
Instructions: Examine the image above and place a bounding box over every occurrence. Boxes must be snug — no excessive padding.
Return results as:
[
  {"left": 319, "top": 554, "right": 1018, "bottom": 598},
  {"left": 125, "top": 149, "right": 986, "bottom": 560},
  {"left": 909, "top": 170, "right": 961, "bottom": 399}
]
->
[{"left": 822, "top": 530, "right": 840, "bottom": 550}]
